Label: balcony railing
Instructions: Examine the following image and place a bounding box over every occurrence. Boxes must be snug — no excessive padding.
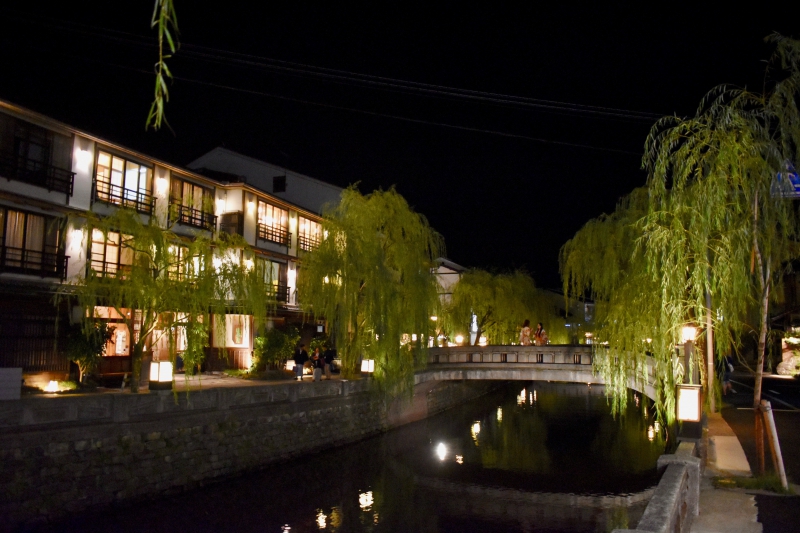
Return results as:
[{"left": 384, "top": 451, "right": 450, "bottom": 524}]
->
[
  {"left": 219, "top": 211, "right": 244, "bottom": 236},
  {"left": 267, "top": 283, "right": 290, "bottom": 303},
  {"left": 0, "top": 151, "right": 74, "bottom": 197},
  {"left": 0, "top": 244, "right": 69, "bottom": 280},
  {"left": 257, "top": 223, "right": 291, "bottom": 246},
  {"left": 93, "top": 179, "right": 155, "bottom": 214},
  {"left": 170, "top": 204, "right": 217, "bottom": 232},
  {"left": 89, "top": 259, "right": 132, "bottom": 278},
  {"left": 298, "top": 233, "right": 321, "bottom": 252}
]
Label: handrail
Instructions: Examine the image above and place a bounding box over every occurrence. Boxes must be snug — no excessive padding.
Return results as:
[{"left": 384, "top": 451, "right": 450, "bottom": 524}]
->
[
  {"left": 93, "top": 179, "right": 155, "bottom": 214},
  {"left": 0, "top": 150, "right": 74, "bottom": 197},
  {"left": 256, "top": 223, "right": 291, "bottom": 246},
  {"left": 428, "top": 345, "right": 593, "bottom": 365},
  {"left": 170, "top": 203, "right": 217, "bottom": 231},
  {"left": 0, "top": 243, "right": 69, "bottom": 280},
  {"left": 298, "top": 233, "right": 320, "bottom": 251}
]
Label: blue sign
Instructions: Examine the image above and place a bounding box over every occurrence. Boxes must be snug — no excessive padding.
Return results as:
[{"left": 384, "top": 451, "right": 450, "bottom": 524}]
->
[{"left": 773, "top": 161, "right": 800, "bottom": 198}]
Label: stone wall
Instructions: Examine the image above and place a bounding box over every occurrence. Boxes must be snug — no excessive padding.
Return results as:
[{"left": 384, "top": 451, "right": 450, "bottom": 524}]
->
[{"left": 0, "top": 378, "right": 496, "bottom": 531}]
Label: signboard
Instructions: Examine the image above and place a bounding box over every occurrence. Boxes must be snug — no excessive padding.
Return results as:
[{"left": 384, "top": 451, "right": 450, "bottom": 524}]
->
[{"left": 772, "top": 161, "right": 800, "bottom": 198}]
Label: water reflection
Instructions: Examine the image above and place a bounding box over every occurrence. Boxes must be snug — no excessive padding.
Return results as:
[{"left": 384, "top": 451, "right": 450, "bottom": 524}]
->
[{"left": 37, "top": 382, "right": 667, "bottom": 533}]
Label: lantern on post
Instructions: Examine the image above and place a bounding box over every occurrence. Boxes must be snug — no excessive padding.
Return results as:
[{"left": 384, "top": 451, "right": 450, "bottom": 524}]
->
[
  {"left": 360, "top": 359, "right": 375, "bottom": 375},
  {"left": 149, "top": 360, "right": 174, "bottom": 391},
  {"left": 677, "top": 383, "right": 703, "bottom": 441}
]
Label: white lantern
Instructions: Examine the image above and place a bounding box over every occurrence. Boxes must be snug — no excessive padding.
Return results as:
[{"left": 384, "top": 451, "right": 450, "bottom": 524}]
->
[{"left": 149, "top": 361, "right": 174, "bottom": 390}]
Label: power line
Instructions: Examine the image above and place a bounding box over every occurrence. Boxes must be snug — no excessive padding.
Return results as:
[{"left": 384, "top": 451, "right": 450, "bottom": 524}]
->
[
  {"left": 63, "top": 51, "right": 643, "bottom": 155},
  {"left": 2, "top": 9, "right": 665, "bottom": 123}
]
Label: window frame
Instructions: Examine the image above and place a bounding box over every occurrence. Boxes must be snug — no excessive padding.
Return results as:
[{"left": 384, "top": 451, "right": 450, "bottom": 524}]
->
[
  {"left": 93, "top": 150, "right": 155, "bottom": 214},
  {"left": 256, "top": 200, "right": 290, "bottom": 246},
  {"left": 169, "top": 176, "right": 217, "bottom": 231},
  {"left": 89, "top": 228, "right": 134, "bottom": 277},
  {"left": 297, "top": 216, "right": 322, "bottom": 251},
  {"left": 0, "top": 207, "right": 67, "bottom": 279}
]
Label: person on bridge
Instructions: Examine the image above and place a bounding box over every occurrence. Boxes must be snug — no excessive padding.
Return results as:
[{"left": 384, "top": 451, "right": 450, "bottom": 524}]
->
[
  {"left": 534, "top": 323, "right": 549, "bottom": 346},
  {"left": 519, "top": 320, "right": 532, "bottom": 345}
]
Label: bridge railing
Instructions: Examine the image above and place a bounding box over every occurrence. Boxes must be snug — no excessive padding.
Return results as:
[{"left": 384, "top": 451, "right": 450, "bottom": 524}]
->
[{"left": 428, "top": 345, "right": 593, "bottom": 365}]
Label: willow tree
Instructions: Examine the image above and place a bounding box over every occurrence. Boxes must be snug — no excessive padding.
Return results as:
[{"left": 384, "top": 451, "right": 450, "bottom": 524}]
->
[
  {"left": 560, "top": 189, "right": 675, "bottom": 418},
  {"left": 643, "top": 34, "right": 800, "bottom": 413},
  {"left": 443, "top": 269, "right": 539, "bottom": 345},
  {"left": 297, "top": 187, "right": 443, "bottom": 397},
  {"left": 64, "top": 208, "right": 274, "bottom": 392}
]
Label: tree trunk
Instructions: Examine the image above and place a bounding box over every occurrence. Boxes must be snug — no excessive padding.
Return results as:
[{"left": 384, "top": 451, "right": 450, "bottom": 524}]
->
[
  {"left": 130, "top": 342, "right": 144, "bottom": 393},
  {"left": 705, "top": 289, "right": 715, "bottom": 413},
  {"left": 753, "top": 279, "right": 770, "bottom": 408}
]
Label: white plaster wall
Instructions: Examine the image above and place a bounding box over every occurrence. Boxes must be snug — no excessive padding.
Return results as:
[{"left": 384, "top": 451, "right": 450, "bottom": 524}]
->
[{"left": 70, "top": 136, "right": 94, "bottom": 210}]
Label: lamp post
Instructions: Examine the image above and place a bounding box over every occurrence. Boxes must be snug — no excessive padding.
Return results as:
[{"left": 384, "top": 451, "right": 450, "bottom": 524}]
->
[{"left": 678, "top": 325, "right": 702, "bottom": 441}]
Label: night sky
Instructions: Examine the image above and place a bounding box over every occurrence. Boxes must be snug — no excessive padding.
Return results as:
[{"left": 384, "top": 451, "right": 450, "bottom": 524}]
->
[{"left": 0, "top": 3, "right": 794, "bottom": 288}]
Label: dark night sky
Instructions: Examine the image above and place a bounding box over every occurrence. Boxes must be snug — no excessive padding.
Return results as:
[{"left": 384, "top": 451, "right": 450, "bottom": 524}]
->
[{"left": 0, "top": 3, "right": 794, "bottom": 288}]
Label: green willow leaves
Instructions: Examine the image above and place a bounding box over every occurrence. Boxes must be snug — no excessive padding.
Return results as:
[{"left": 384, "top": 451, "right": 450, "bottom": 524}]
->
[
  {"left": 63, "top": 208, "right": 275, "bottom": 392},
  {"left": 298, "top": 187, "right": 443, "bottom": 398},
  {"left": 561, "top": 35, "right": 800, "bottom": 422},
  {"left": 147, "top": 0, "right": 179, "bottom": 131}
]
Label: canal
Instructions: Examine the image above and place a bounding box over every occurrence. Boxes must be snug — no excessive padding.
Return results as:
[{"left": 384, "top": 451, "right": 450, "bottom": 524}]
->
[{"left": 35, "top": 382, "right": 668, "bottom": 533}]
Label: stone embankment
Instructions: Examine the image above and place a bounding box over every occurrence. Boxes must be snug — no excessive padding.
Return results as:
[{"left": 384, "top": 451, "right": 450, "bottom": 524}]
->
[{"left": 0, "top": 378, "right": 496, "bottom": 530}]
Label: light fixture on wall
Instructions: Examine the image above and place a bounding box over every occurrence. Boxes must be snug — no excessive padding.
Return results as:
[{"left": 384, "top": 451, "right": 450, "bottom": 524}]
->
[
  {"left": 361, "top": 359, "right": 375, "bottom": 374},
  {"left": 75, "top": 148, "right": 92, "bottom": 170},
  {"left": 149, "top": 361, "right": 174, "bottom": 390},
  {"left": 155, "top": 176, "right": 169, "bottom": 195}
]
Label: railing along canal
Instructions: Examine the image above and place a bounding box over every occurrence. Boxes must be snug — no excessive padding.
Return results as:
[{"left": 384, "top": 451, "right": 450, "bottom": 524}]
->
[{"left": 428, "top": 344, "right": 593, "bottom": 365}]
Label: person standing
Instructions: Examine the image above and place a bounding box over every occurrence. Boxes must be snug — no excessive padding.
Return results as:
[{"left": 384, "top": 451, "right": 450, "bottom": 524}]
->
[
  {"left": 519, "top": 320, "right": 532, "bottom": 346},
  {"left": 323, "top": 344, "right": 335, "bottom": 380},
  {"left": 719, "top": 354, "right": 736, "bottom": 395},
  {"left": 312, "top": 347, "right": 324, "bottom": 382},
  {"left": 533, "top": 323, "right": 548, "bottom": 346},
  {"left": 294, "top": 343, "right": 308, "bottom": 381}
]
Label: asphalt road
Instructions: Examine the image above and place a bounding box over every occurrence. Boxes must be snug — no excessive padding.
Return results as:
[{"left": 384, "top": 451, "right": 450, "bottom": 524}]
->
[{"left": 718, "top": 373, "right": 800, "bottom": 533}]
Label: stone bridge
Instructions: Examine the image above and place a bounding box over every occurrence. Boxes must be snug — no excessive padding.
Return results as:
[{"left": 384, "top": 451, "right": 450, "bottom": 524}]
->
[{"left": 417, "top": 345, "right": 657, "bottom": 401}]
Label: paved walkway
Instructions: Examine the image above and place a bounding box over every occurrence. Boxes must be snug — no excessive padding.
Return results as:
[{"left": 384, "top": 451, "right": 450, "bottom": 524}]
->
[{"left": 690, "top": 411, "right": 761, "bottom": 533}]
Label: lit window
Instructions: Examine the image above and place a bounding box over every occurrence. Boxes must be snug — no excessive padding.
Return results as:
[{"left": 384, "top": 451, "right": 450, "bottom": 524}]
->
[
  {"left": 170, "top": 177, "right": 216, "bottom": 230},
  {"left": 298, "top": 216, "right": 322, "bottom": 251},
  {"left": 90, "top": 229, "right": 134, "bottom": 277},
  {"left": 94, "top": 151, "right": 154, "bottom": 213},
  {"left": 257, "top": 201, "right": 289, "bottom": 245}
]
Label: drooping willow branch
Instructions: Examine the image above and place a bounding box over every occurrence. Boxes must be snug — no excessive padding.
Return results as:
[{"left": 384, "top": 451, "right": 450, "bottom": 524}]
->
[{"left": 146, "top": 0, "right": 179, "bottom": 131}]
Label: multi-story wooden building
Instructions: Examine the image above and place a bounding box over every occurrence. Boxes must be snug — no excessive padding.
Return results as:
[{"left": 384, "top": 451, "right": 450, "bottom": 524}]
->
[{"left": 0, "top": 100, "right": 340, "bottom": 387}]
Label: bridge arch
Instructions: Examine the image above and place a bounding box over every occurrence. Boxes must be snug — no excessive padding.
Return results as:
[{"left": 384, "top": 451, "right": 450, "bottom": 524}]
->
[{"left": 418, "top": 345, "right": 656, "bottom": 401}]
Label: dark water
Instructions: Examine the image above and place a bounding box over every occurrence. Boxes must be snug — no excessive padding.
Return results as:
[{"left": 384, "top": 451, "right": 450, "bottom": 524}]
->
[{"left": 35, "top": 382, "right": 668, "bottom": 533}]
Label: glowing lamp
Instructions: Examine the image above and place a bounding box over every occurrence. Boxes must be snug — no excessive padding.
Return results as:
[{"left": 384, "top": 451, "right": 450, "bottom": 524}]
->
[
  {"left": 361, "top": 359, "right": 375, "bottom": 374},
  {"left": 454, "top": 334, "right": 464, "bottom": 345},
  {"left": 44, "top": 380, "right": 59, "bottom": 392},
  {"left": 149, "top": 360, "right": 173, "bottom": 390},
  {"left": 676, "top": 384, "right": 702, "bottom": 422},
  {"left": 680, "top": 326, "right": 697, "bottom": 344},
  {"left": 75, "top": 149, "right": 92, "bottom": 170},
  {"left": 285, "top": 360, "right": 296, "bottom": 371}
]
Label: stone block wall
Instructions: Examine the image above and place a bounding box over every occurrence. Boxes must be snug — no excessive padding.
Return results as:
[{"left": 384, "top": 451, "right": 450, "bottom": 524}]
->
[{"left": 0, "top": 378, "right": 495, "bottom": 530}]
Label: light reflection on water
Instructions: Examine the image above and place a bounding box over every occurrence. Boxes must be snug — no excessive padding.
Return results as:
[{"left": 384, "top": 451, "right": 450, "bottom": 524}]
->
[{"left": 37, "top": 382, "right": 667, "bottom": 533}]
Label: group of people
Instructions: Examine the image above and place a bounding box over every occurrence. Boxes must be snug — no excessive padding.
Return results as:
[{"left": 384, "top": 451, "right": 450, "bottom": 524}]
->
[
  {"left": 519, "top": 320, "right": 548, "bottom": 346},
  {"left": 293, "top": 343, "right": 336, "bottom": 381}
]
